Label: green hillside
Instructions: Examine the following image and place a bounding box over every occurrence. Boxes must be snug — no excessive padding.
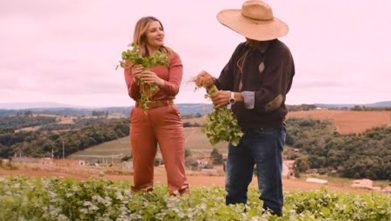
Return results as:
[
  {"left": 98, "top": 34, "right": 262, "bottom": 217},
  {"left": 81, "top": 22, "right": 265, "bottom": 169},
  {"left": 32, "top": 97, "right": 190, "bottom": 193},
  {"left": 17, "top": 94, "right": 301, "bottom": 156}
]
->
[
  {"left": 69, "top": 127, "right": 229, "bottom": 162},
  {"left": 68, "top": 137, "right": 131, "bottom": 162}
]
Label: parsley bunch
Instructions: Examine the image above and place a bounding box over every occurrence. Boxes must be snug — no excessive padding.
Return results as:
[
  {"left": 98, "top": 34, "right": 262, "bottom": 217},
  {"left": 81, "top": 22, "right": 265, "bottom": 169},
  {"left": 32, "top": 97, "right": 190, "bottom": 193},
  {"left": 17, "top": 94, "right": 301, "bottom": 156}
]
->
[
  {"left": 117, "top": 43, "right": 169, "bottom": 110},
  {"left": 195, "top": 76, "right": 243, "bottom": 146}
]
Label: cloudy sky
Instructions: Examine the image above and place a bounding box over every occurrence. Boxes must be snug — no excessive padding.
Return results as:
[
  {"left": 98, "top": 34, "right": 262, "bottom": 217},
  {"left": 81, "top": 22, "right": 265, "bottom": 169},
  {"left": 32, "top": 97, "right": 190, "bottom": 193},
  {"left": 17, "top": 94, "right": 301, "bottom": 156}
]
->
[{"left": 1, "top": 0, "right": 390, "bottom": 107}]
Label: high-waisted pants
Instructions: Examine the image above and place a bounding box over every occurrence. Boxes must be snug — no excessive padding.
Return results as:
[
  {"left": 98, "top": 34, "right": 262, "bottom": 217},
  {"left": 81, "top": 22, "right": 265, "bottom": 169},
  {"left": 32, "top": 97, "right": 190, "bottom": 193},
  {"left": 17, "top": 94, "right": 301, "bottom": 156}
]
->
[{"left": 130, "top": 104, "right": 189, "bottom": 195}]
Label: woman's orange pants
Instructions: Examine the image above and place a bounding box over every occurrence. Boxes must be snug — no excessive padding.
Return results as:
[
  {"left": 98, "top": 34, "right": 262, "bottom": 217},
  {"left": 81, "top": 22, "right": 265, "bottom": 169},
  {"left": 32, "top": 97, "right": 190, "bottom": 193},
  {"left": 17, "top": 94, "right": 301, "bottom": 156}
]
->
[{"left": 130, "top": 104, "right": 189, "bottom": 195}]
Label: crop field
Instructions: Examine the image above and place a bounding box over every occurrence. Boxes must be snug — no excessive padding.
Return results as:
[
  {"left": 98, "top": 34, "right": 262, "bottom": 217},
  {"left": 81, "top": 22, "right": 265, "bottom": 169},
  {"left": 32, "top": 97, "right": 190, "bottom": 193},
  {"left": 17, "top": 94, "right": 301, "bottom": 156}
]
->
[
  {"left": 69, "top": 127, "right": 228, "bottom": 161},
  {"left": 71, "top": 110, "right": 391, "bottom": 160},
  {"left": 287, "top": 110, "right": 391, "bottom": 134},
  {"left": 1, "top": 176, "right": 390, "bottom": 221}
]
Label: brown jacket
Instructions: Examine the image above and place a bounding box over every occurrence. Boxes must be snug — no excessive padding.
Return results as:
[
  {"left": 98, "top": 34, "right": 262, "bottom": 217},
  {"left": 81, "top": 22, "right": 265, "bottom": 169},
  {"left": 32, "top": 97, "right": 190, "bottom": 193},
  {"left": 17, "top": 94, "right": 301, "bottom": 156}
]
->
[{"left": 215, "top": 39, "right": 295, "bottom": 129}]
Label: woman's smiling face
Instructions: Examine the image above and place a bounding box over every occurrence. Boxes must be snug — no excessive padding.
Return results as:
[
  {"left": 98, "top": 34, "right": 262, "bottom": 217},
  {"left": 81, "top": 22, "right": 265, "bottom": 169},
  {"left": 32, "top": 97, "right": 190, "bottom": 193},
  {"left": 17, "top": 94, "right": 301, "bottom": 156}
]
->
[{"left": 145, "top": 21, "right": 164, "bottom": 49}]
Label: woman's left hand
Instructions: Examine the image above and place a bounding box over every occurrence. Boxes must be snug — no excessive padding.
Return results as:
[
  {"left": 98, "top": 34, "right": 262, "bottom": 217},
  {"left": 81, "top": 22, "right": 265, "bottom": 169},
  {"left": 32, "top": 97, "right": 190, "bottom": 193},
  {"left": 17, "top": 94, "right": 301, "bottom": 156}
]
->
[{"left": 139, "top": 70, "right": 165, "bottom": 87}]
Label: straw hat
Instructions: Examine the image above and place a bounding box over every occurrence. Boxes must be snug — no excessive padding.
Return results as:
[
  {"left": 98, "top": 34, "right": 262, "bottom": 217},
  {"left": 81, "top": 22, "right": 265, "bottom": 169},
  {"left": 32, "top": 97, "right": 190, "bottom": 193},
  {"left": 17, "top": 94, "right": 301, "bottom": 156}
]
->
[{"left": 217, "top": 0, "right": 288, "bottom": 41}]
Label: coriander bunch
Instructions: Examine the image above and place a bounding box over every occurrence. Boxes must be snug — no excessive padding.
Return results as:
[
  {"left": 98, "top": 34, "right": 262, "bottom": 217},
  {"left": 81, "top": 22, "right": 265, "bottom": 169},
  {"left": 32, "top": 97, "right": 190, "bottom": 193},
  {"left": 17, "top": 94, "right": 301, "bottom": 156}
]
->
[
  {"left": 117, "top": 43, "right": 169, "bottom": 110},
  {"left": 195, "top": 75, "right": 243, "bottom": 146}
]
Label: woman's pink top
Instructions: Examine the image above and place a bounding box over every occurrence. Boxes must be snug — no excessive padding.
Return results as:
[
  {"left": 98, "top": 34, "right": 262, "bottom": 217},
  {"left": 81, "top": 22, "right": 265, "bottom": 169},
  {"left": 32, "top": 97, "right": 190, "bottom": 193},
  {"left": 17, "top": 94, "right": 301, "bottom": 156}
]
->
[{"left": 124, "top": 48, "right": 183, "bottom": 102}]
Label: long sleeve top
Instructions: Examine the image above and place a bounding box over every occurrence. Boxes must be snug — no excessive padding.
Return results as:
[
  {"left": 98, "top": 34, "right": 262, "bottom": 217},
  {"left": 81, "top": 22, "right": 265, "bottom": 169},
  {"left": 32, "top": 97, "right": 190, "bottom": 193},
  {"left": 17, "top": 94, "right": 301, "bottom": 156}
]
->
[
  {"left": 124, "top": 48, "right": 183, "bottom": 102},
  {"left": 215, "top": 39, "right": 295, "bottom": 129}
]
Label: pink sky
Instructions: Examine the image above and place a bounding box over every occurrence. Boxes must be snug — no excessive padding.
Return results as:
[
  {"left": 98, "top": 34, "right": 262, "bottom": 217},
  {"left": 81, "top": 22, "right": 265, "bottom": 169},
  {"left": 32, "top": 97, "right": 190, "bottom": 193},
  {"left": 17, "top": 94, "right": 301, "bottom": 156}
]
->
[{"left": 1, "top": 0, "right": 390, "bottom": 107}]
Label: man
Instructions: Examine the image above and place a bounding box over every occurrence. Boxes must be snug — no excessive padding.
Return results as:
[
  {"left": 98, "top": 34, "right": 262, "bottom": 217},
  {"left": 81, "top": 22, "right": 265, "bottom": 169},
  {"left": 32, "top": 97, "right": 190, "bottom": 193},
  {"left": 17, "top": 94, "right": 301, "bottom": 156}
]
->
[{"left": 196, "top": 0, "right": 294, "bottom": 216}]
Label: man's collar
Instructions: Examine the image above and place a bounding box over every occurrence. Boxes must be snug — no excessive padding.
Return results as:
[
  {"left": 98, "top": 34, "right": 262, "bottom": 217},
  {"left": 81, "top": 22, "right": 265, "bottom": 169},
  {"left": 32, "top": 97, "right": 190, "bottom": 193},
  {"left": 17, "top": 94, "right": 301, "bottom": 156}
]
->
[{"left": 245, "top": 39, "right": 274, "bottom": 53}]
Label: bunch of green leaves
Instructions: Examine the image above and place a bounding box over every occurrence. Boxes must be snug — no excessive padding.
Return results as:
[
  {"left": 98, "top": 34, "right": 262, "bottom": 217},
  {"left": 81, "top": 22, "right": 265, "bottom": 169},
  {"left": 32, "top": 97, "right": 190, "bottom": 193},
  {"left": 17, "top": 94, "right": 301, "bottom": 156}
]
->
[
  {"left": 200, "top": 85, "right": 243, "bottom": 146},
  {"left": 117, "top": 43, "right": 169, "bottom": 110},
  {"left": 2, "top": 176, "right": 391, "bottom": 220}
]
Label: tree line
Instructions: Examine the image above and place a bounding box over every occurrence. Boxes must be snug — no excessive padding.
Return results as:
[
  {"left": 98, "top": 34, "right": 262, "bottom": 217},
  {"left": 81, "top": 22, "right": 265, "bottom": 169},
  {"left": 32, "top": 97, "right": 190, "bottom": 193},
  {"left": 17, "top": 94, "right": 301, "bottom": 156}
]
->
[
  {"left": 2, "top": 114, "right": 391, "bottom": 180},
  {"left": 0, "top": 116, "right": 57, "bottom": 133},
  {"left": 0, "top": 118, "right": 129, "bottom": 159},
  {"left": 285, "top": 118, "right": 391, "bottom": 180}
]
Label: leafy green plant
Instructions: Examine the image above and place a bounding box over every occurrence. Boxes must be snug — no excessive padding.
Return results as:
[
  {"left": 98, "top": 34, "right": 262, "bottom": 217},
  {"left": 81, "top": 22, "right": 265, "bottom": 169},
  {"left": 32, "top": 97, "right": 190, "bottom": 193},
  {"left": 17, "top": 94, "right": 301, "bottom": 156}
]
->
[
  {"left": 117, "top": 43, "right": 169, "bottom": 110},
  {"left": 195, "top": 76, "right": 243, "bottom": 146},
  {"left": 1, "top": 176, "right": 391, "bottom": 221}
]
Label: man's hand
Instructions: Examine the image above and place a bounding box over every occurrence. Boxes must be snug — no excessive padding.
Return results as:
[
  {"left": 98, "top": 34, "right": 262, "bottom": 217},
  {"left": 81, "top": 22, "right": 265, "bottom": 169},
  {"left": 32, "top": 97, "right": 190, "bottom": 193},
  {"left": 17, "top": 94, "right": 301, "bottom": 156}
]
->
[
  {"left": 195, "top": 70, "right": 214, "bottom": 89},
  {"left": 210, "top": 90, "right": 231, "bottom": 108}
]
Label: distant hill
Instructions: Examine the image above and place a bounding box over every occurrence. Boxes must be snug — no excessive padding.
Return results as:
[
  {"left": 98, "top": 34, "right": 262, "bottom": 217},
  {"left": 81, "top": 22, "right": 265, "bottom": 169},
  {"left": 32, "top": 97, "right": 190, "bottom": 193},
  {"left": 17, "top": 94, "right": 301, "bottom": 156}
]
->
[
  {"left": 1, "top": 101, "right": 390, "bottom": 117},
  {"left": 365, "top": 101, "right": 391, "bottom": 108},
  {"left": 0, "top": 107, "right": 129, "bottom": 117},
  {"left": 0, "top": 102, "right": 76, "bottom": 109},
  {"left": 177, "top": 103, "right": 213, "bottom": 116},
  {"left": 0, "top": 103, "right": 213, "bottom": 117},
  {"left": 315, "top": 101, "right": 391, "bottom": 109}
]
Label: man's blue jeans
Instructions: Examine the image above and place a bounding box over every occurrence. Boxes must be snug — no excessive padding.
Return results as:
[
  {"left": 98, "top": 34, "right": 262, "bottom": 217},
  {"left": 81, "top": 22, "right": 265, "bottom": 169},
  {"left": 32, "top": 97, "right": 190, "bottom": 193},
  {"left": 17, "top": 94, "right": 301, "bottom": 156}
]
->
[{"left": 225, "top": 127, "right": 286, "bottom": 216}]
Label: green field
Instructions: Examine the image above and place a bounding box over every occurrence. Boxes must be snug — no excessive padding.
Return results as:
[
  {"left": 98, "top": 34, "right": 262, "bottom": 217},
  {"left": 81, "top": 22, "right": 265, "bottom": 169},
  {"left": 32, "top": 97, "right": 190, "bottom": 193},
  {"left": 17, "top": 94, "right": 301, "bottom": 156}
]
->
[
  {"left": 69, "top": 127, "right": 229, "bottom": 162},
  {"left": 68, "top": 137, "right": 131, "bottom": 162}
]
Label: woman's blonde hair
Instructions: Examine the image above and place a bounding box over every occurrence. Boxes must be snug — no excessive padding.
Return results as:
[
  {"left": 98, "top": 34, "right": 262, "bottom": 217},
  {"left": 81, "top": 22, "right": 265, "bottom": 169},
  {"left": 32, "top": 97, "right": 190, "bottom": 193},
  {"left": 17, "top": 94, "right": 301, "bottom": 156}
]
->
[{"left": 133, "top": 16, "right": 168, "bottom": 57}]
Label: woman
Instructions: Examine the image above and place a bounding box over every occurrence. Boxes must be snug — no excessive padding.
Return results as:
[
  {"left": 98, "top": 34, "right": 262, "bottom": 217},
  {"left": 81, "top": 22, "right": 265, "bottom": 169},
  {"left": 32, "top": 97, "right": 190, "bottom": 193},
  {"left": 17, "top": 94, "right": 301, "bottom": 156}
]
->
[{"left": 124, "top": 16, "right": 189, "bottom": 196}]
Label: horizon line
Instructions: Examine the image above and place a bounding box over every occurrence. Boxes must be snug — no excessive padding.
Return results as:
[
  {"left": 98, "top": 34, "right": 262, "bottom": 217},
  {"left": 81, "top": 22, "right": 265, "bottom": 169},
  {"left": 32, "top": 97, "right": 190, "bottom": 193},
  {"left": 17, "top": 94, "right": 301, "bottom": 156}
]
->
[{"left": 1, "top": 100, "right": 391, "bottom": 110}]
